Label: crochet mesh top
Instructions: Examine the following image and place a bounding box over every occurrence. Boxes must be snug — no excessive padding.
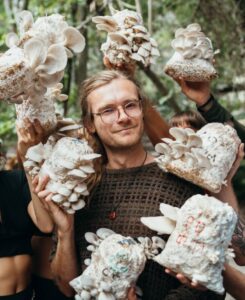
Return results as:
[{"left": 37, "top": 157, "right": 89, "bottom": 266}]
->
[{"left": 74, "top": 162, "right": 224, "bottom": 300}]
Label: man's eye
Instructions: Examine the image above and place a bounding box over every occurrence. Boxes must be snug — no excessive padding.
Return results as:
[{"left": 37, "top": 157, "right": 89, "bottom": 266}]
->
[
  {"left": 101, "top": 108, "right": 115, "bottom": 115},
  {"left": 125, "top": 102, "right": 137, "bottom": 109}
]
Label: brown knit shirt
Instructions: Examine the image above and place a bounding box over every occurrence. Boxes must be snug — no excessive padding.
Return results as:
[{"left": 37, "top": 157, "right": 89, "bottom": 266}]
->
[{"left": 74, "top": 162, "right": 224, "bottom": 300}]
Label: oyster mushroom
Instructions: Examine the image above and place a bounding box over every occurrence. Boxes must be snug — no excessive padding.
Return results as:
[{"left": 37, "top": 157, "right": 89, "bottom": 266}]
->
[
  {"left": 24, "top": 134, "right": 101, "bottom": 214},
  {"left": 186, "top": 134, "right": 203, "bottom": 148},
  {"left": 93, "top": 9, "right": 160, "bottom": 67},
  {"left": 155, "top": 123, "right": 241, "bottom": 193},
  {"left": 92, "top": 16, "right": 118, "bottom": 32},
  {"left": 191, "top": 148, "right": 212, "bottom": 169},
  {"left": 70, "top": 229, "right": 164, "bottom": 299},
  {"left": 155, "top": 142, "right": 171, "bottom": 156},
  {"left": 164, "top": 23, "right": 218, "bottom": 81},
  {"left": 141, "top": 216, "right": 176, "bottom": 235},
  {"left": 6, "top": 32, "right": 19, "bottom": 48},
  {"left": 16, "top": 10, "right": 34, "bottom": 34},
  {"left": 171, "top": 144, "right": 188, "bottom": 159},
  {"left": 169, "top": 127, "right": 188, "bottom": 143},
  {"left": 0, "top": 10, "right": 86, "bottom": 134},
  {"left": 63, "top": 27, "right": 86, "bottom": 54},
  {"left": 141, "top": 194, "right": 237, "bottom": 294}
]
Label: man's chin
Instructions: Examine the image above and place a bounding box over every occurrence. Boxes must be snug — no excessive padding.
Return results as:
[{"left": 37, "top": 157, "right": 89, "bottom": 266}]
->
[{"left": 108, "top": 138, "right": 140, "bottom": 150}]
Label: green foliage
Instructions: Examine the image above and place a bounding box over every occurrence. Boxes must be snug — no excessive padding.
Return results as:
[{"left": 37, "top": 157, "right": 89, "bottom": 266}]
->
[{"left": 0, "top": 102, "right": 16, "bottom": 150}]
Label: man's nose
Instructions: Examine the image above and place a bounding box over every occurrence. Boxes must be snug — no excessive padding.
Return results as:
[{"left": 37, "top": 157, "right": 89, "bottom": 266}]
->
[{"left": 117, "top": 106, "right": 130, "bottom": 122}]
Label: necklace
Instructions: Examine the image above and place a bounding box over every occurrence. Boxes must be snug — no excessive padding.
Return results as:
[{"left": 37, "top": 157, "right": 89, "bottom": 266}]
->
[{"left": 108, "top": 151, "right": 148, "bottom": 221}]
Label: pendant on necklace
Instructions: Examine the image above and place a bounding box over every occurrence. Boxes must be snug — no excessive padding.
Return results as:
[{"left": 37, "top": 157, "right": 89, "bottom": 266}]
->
[{"left": 109, "top": 211, "right": 117, "bottom": 220}]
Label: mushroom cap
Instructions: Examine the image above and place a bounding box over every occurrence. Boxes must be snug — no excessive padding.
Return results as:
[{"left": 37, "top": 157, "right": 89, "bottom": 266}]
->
[
  {"left": 92, "top": 16, "right": 117, "bottom": 28},
  {"left": 36, "top": 44, "right": 67, "bottom": 75},
  {"left": 96, "top": 228, "right": 115, "bottom": 240},
  {"left": 169, "top": 127, "right": 188, "bottom": 143},
  {"left": 16, "top": 10, "right": 34, "bottom": 34},
  {"left": 24, "top": 38, "right": 47, "bottom": 69},
  {"left": 85, "top": 232, "right": 100, "bottom": 245},
  {"left": 72, "top": 199, "right": 86, "bottom": 211},
  {"left": 159, "top": 203, "right": 179, "bottom": 221},
  {"left": 108, "top": 32, "right": 130, "bottom": 45},
  {"left": 6, "top": 32, "right": 19, "bottom": 48},
  {"left": 63, "top": 27, "right": 86, "bottom": 53},
  {"left": 155, "top": 142, "right": 171, "bottom": 155},
  {"left": 141, "top": 216, "right": 176, "bottom": 235}
]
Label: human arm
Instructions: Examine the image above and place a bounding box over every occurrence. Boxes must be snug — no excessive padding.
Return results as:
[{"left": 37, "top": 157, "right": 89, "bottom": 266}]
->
[
  {"left": 232, "top": 215, "right": 245, "bottom": 266},
  {"left": 144, "top": 104, "right": 171, "bottom": 145},
  {"left": 51, "top": 212, "right": 78, "bottom": 296},
  {"left": 34, "top": 180, "right": 79, "bottom": 296},
  {"left": 165, "top": 265, "right": 245, "bottom": 300},
  {"left": 175, "top": 78, "right": 245, "bottom": 143},
  {"left": 161, "top": 269, "right": 215, "bottom": 300},
  {"left": 198, "top": 95, "right": 245, "bottom": 143},
  {"left": 222, "top": 263, "right": 245, "bottom": 300},
  {"left": 17, "top": 118, "right": 54, "bottom": 233}
]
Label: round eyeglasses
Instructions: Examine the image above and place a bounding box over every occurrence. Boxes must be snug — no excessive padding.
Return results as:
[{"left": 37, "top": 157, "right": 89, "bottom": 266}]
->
[{"left": 91, "top": 100, "right": 142, "bottom": 124}]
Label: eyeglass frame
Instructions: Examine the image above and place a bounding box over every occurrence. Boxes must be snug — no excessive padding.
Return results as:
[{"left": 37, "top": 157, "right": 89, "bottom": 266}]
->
[{"left": 90, "top": 98, "right": 143, "bottom": 124}]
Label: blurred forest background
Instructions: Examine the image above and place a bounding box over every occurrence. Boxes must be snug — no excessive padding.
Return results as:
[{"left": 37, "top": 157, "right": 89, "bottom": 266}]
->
[{"left": 0, "top": 0, "right": 244, "bottom": 203}]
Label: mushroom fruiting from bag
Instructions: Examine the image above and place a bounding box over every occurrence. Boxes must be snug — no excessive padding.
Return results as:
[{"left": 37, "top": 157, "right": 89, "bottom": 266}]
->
[
  {"left": 0, "top": 10, "right": 85, "bottom": 132},
  {"left": 141, "top": 194, "right": 237, "bottom": 294},
  {"left": 70, "top": 228, "right": 165, "bottom": 300},
  {"left": 24, "top": 123, "right": 100, "bottom": 214},
  {"left": 164, "top": 23, "right": 218, "bottom": 81},
  {"left": 92, "top": 9, "right": 160, "bottom": 67},
  {"left": 155, "top": 123, "right": 241, "bottom": 193}
]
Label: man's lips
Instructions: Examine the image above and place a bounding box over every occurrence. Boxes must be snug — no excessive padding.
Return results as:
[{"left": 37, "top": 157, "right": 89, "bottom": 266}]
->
[{"left": 113, "top": 126, "right": 136, "bottom": 133}]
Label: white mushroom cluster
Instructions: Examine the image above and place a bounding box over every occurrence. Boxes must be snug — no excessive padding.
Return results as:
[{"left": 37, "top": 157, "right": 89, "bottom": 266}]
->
[
  {"left": 164, "top": 23, "right": 218, "bottom": 81},
  {"left": 92, "top": 9, "right": 160, "bottom": 67},
  {"left": 24, "top": 125, "right": 100, "bottom": 214},
  {"left": 141, "top": 194, "right": 237, "bottom": 294},
  {"left": 15, "top": 83, "right": 68, "bottom": 132},
  {"left": 155, "top": 123, "right": 240, "bottom": 193},
  {"left": 0, "top": 10, "right": 85, "bottom": 131},
  {"left": 70, "top": 228, "right": 165, "bottom": 300}
]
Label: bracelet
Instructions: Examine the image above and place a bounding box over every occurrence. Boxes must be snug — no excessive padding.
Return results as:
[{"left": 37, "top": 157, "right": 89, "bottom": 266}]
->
[{"left": 197, "top": 95, "right": 215, "bottom": 112}]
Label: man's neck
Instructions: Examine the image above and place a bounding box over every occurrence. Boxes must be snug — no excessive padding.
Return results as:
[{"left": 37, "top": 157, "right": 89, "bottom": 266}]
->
[{"left": 106, "top": 145, "right": 153, "bottom": 169}]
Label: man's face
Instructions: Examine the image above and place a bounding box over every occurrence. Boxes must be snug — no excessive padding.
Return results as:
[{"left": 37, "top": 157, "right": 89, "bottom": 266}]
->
[{"left": 87, "top": 78, "right": 144, "bottom": 150}]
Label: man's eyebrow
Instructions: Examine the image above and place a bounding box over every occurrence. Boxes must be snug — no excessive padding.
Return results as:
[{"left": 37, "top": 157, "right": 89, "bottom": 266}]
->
[{"left": 97, "top": 104, "right": 115, "bottom": 112}]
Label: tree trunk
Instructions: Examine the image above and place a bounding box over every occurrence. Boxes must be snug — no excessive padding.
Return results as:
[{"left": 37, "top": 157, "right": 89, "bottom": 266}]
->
[
  {"left": 148, "top": 0, "right": 152, "bottom": 34},
  {"left": 139, "top": 65, "right": 181, "bottom": 113}
]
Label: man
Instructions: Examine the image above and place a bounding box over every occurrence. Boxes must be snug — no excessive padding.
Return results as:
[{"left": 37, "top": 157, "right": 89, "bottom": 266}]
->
[{"left": 34, "top": 70, "right": 224, "bottom": 299}]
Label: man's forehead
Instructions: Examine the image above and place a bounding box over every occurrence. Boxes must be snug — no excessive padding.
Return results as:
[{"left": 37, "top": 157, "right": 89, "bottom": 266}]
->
[{"left": 87, "top": 78, "right": 138, "bottom": 109}]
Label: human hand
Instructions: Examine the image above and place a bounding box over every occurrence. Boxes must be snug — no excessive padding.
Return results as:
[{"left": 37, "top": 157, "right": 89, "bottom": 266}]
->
[
  {"left": 17, "top": 118, "right": 46, "bottom": 161},
  {"left": 174, "top": 77, "right": 211, "bottom": 106},
  {"left": 165, "top": 268, "right": 207, "bottom": 291},
  {"left": 127, "top": 287, "right": 137, "bottom": 300},
  {"left": 103, "top": 56, "right": 136, "bottom": 77},
  {"left": 32, "top": 175, "right": 74, "bottom": 236}
]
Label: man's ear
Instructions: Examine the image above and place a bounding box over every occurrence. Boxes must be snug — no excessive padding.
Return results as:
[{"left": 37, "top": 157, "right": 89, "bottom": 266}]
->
[{"left": 84, "top": 117, "right": 96, "bottom": 134}]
